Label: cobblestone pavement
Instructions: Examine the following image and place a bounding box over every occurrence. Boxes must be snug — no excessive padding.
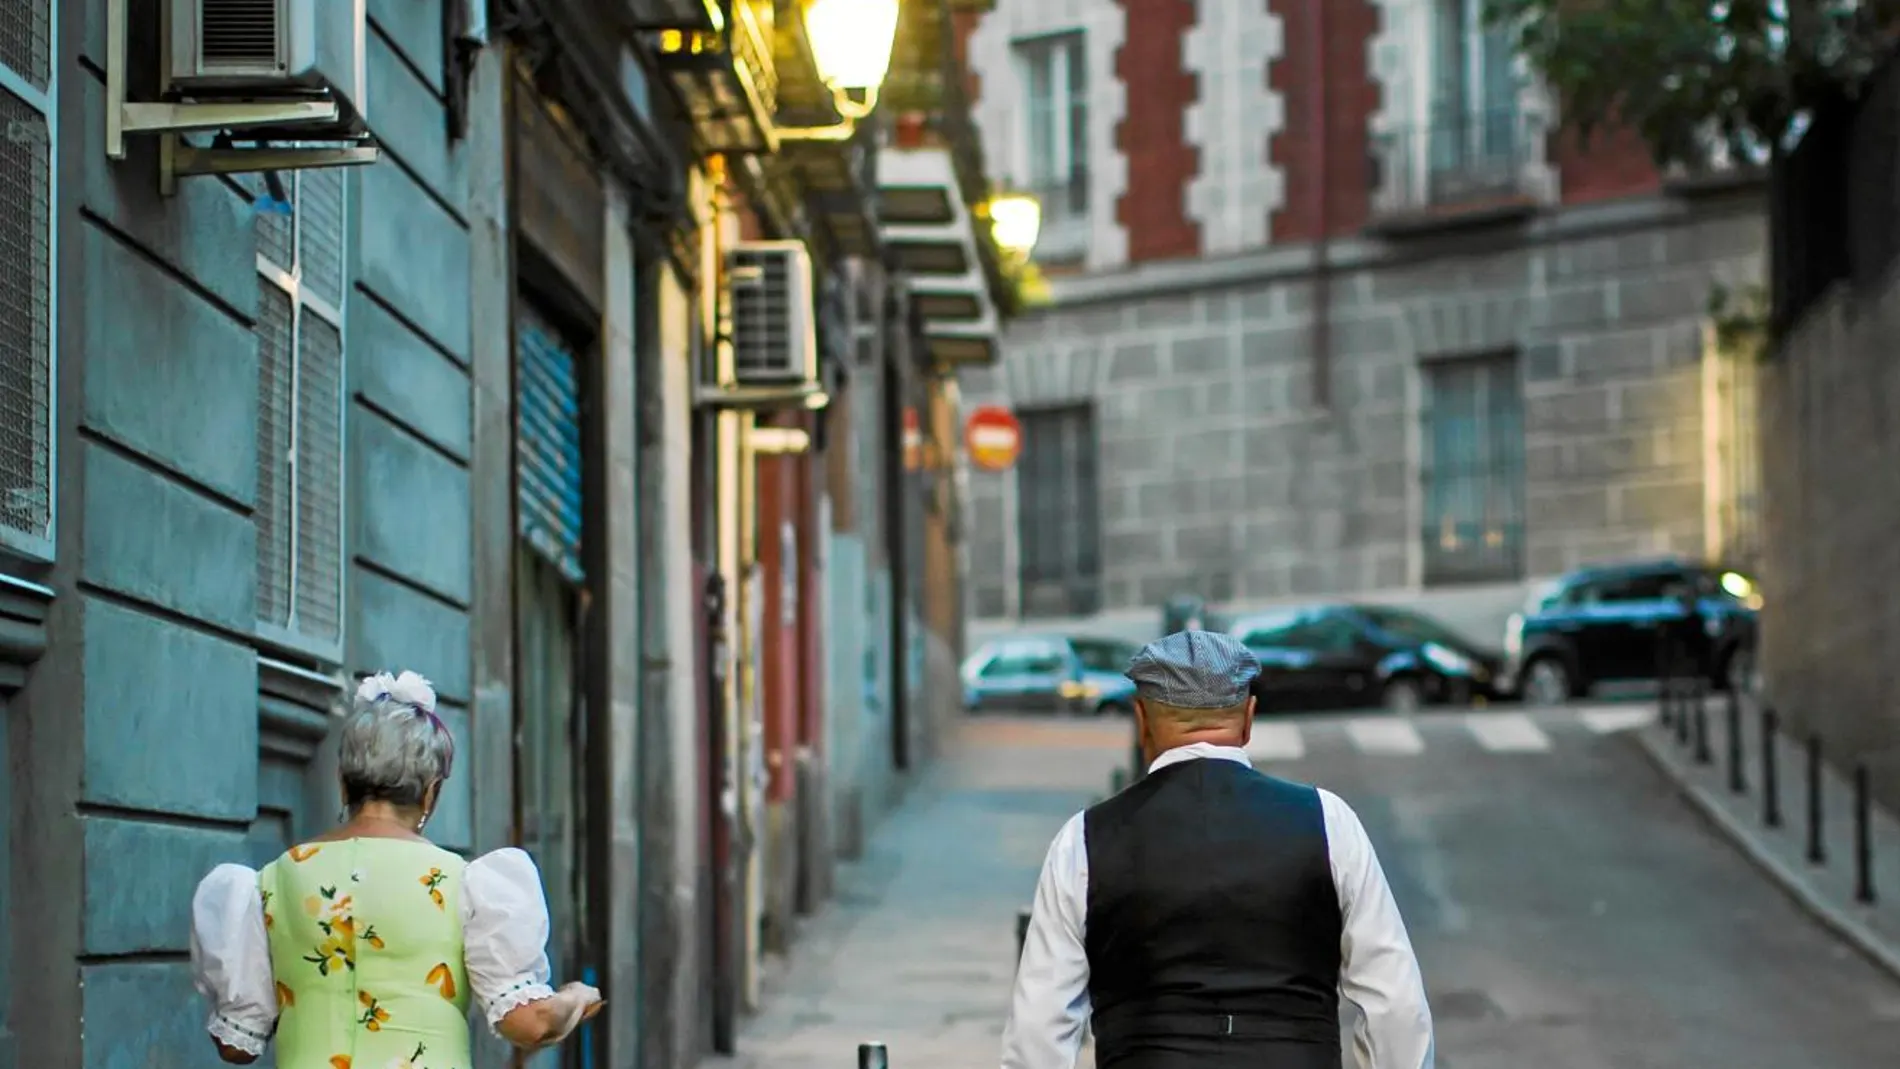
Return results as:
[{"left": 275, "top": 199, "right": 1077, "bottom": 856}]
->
[{"left": 703, "top": 708, "right": 1900, "bottom": 1069}]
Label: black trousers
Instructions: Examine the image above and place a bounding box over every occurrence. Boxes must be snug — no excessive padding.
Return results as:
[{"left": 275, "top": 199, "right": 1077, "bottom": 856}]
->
[{"left": 1094, "top": 1014, "right": 1342, "bottom": 1069}]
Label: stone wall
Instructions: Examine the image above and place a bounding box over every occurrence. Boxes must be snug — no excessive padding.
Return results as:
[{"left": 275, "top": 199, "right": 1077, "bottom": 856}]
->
[{"left": 960, "top": 194, "right": 1765, "bottom": 624}]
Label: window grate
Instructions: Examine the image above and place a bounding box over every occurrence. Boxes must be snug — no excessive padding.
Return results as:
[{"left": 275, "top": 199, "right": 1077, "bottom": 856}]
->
[
  {"left": 255, "top": 283, "right": 295, "bottom": 630},
  {"left": 200, "top": 0, "right": 282, "bottom": 70},
  {"left": 0, "top": 85, "right": 50, "bottom": 547},
  {"left": 0, "top": 0, "right": 51, "bottom": 91},
  {"left": 298, "top": 165, "right": 345, "bottom": 307},
  {"left": 1016, "top": 404, "right": 1102, "bottom": 616},
  {"left": 294, "top": 314, "right": 343, "bottom": 644},
  {"left": 516, "top": 303, "right": 586, "bottom": 584},
  {"left": 1421, "top": 353, "right": 1525, "bottom": 584}
]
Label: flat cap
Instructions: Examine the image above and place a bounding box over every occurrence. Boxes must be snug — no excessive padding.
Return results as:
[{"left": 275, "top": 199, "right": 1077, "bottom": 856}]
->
[{"left": 1124, "top": 629, "right": 1260, "bottom": 709}]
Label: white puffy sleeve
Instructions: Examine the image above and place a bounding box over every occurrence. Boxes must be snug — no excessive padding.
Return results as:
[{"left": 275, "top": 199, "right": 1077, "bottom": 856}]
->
[
  {"left": 189, "top": 863, "right": 277, "bottom": 1057},
  {"left": 462, "top": 847, "right": 558, "bottom": 1030}
]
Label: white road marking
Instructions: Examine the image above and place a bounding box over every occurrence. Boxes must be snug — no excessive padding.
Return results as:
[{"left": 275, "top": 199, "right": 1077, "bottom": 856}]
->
[
  {"left": 1465, "top": 712, "right": 1552, "bottom": 752},
  {"left": 1346, "top": 717, "right": 1426, "bottom": 754},
  {"left": 1246, "top": 722, "right": 1306, "bottom": 761},
  {"left": 1578, "top": 707, "right": 1657, "bottom": 735}
]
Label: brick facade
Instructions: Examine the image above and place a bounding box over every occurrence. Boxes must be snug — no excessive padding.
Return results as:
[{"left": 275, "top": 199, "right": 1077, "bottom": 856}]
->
[
  {"left": 1267, "top": 0, "right": 1380, "bottom": 241},
  {"left": 1114, "top": 0, "right": 1201, "bottom": 262}
]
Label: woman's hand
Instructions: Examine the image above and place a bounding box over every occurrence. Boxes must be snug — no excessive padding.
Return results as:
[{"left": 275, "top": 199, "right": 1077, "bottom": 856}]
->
[
  {"left": 211, "top": 1038, "right": 259, "bottom": 1065},
  {"left": 496, "top": 983, "right": 604, "bottom": 1051}
]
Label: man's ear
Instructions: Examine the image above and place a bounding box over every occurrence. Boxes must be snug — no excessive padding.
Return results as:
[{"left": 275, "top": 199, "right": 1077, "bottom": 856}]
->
[{"left": 1239, "top": 695, "right": 1257, "bottom": 747}]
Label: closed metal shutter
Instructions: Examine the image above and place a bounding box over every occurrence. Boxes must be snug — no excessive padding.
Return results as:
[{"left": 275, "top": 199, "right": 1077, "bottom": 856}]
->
[
  {"left": 516, "top": 303, "right": 586, "bottom": 583},
  {"left": 0, "top": 1, "right": 54, "bottom": 557}
]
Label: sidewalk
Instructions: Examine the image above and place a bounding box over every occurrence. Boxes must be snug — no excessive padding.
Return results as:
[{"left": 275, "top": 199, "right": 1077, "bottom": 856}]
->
[
  {"left": 702, "top": 718, "right": 1125, "bottom": 1069},
  {"left": 1635, "top": 692, "right": 1900, "bottom": 980}
]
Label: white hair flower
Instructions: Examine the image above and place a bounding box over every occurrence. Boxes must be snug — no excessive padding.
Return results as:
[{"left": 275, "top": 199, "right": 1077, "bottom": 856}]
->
[{"left": 355, "top": 670, "right": 438, "bottom": 714}]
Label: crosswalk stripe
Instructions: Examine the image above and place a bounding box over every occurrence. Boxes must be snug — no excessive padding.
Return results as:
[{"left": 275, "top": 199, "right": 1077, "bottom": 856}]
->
[
  {"left": 1345, "top": 718, "right": 1425, "bottom": 754},
  {"left": 1578, "top": 707, "right": 1656, "bottom": 735},
  {"left": 1464, "top": 712, "right": 1552, "bottom": 752},
  {"left": 1247, "top": 722, "right": 1307, "bottom": 761}
]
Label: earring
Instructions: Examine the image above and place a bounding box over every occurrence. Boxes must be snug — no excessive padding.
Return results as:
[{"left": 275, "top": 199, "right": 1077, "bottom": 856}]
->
[{"left": 416, "top": 812, "right": 430, "bottom": 832}]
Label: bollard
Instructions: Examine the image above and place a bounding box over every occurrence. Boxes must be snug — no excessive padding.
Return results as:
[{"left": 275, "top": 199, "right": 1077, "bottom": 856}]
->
[
  {"left": 1016, "top": 908, "right": 1031, "bottom": 961},
  {"left": 1762, "top": 706, "right": 1782, "bottom": 828},
  {"left": 1726, "top": 686, "right": 1745, "bottom": 794},
  {"left": 859, "top": 1042, "right": 889, "bottom": 1069},
  {"left": 1674, "top": 648, "right": 1691, "bottom": 747},
  {"left": 1855, "top": 764, "right": 1877, "bottom": 904},
  {"left": 1692, "top": 675, "right": 1711, "bottom": 765},
  {"left": 1656, "top": 632, "right": 1674, "bottom": 727},
  {"left": 1806, "top": 734, "right": 1825, "bottom": 865}
]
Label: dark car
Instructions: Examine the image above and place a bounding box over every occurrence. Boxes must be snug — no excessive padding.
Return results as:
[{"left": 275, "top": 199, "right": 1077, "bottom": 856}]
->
[
  {"left": 1228, "top": 604, "right": 1505, "bottom": 713},
  {"left": 1501, "top": 558, "right": 1761, "bottom": 705},
  {"left": 959, "top": 634, "right": 1143, "bottom": 716}
]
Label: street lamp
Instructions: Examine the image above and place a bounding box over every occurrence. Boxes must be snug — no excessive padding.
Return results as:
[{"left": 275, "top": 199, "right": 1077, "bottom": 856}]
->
[
  {"left": 802, "top": 0, "right": 901, "bottom": 119},
  {"left": 989, "top": 193, "right": 1041, "bottom": 258}
]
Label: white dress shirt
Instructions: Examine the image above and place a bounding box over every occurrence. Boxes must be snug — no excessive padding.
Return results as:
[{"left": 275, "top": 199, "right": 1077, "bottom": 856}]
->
[{"left": 1001, "top": 742, "right": 1435, "bottom": 1069}]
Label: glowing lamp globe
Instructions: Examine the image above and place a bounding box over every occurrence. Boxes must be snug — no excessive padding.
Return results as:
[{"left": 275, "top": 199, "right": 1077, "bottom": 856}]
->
[
  {"left": 989, "top": 194, "right": 1042, "bottom": 257},
  {"left": 803, "top": 0, "right": 901, "bottom": 93}
]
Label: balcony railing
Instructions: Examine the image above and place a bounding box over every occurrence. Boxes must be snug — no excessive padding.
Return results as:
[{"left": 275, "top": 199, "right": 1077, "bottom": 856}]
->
[
  {"left": 650, "top": 0, "right": 780, "bottom": 154},
  {"left": 1371, "top": 106, "right": 1549, "bottom": 224}
]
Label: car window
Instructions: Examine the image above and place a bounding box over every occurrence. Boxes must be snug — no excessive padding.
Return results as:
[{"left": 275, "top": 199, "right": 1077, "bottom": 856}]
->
[
  {"left": 1361, "top": 608, "right": 1466, "bottom": 647},
  {"left": 1072, "top": 640, "right": 1131, "bottom": 673},
  {"left": 1235, "top": 610, "right": 1302, "bottom": 648},
  {"left": 1581, "top": 571, "right": 1692, "bottom": 603},
  {"left": 1281, "top": 613, "right": 1361, "bottom": 653},
  {"left": 981, "top": 639, "right": 1067, "bottom": 676}
]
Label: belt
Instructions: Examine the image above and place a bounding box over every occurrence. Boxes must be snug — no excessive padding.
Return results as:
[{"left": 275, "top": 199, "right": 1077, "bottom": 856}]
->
[{"left": 1092, "top": 1012, "right": 1337, "bottom": 1045}]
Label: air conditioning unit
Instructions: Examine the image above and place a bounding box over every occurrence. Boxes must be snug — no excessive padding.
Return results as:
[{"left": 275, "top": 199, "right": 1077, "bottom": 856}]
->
[
  {"left": 727, "top": 242, "right": 818, "bottom": 387},
  {"left": 166, "top": 0, "right": 368, "bottom": 127}
]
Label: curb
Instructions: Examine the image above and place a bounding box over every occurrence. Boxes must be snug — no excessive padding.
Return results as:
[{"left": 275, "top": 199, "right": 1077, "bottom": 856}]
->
[{"left": 1631, "top": 726, "right": 1900, "bottom": 984}]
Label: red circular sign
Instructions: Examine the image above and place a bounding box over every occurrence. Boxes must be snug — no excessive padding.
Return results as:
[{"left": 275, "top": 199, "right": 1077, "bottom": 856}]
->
[{"left": 964, "top": 406, "right": 1023, "bottom": 472}]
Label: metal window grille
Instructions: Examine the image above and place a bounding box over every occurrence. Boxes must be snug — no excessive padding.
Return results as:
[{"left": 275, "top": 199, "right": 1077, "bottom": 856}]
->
[
  {"left": 1421, "top": 353, "right": 1525, "bottom": 584},
  {"left": 0, "top": 2, "right": 56, "bottom": 559},
  {"left": 253, "top": 163, "right": 347, "bottom": 656},
  {"left": 1016, "top": 404, "right": 1102, "bottom": 617},
  {"left": 515, "top": 302, "right": 586, "bottom": 584}
]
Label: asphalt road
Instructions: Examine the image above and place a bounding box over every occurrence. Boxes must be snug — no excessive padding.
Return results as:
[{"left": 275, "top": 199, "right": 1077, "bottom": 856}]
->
[
  {"left": 713, "top": 709, "right": 1900, "bottom": 1069},
  {"left": 1257, "top": 706, "right": 1900, "bottom": 1069}
]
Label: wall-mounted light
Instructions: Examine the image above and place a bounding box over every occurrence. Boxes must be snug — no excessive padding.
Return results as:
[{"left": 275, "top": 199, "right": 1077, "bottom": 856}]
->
[
  {"left": 780, "top": 0, "right": 901, "bottom": 139},
  {"left": 989, "top": 193, "right": 1042, "bottom": 258}
]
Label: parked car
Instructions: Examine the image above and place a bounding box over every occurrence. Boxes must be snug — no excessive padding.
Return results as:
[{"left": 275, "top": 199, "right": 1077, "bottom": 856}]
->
[
  {"left": 1228, "top": 603, "right": 1505, "bottom": 713},
  {"left": 960, "top": 634, "right": 1142, "bottom": 715},
  {"left": 1501, "top": 558, "right": 1762, "bottom": 705}
]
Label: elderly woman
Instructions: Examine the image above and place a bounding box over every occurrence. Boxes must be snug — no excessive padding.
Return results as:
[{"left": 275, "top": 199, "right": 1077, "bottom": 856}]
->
[{"left": 189, "top": 670, "right": 601, "bottom": 1069}]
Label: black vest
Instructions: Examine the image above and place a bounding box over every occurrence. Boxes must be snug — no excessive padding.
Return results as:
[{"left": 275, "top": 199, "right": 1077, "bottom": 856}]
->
[{"left": 1083, "top": 756, "right": 1343, "bottom": 1069}]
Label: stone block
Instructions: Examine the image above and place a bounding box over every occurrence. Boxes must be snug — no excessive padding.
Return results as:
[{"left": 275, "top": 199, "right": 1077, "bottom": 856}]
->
[
  {"left": 1615, "top": 374, "right": 1702, "bottom": 425},
  {"left": 1141, "top": 383, "right": 1202, "bottom": 422},
  {"left": 1521, "top": 341, "right": 1564, "bottom": 383},
  {"left": 1101, "top": 434, "right": 1167, "bottom": 476},
  {"left": 81, "top": 227, "right": 256, "bottom": 503},
  {"left": 360, "top": 161, "right": 472, "bottom": 360},
  {"left": 1201, "top": 379, "right": 1247, "bottom": 419},
  {"left": 1661, "top": 213, "right": 1766, "bottom": 266},
  {"left": 1174, "top": 520, "right": 1236, "bottom": 560},
  {"left": 82, "top": 444, "right": 256, "bottom": 633},
  {"left": 1616, "top": 480, "right": 1702, "bottom": 527},
  {"left": 354, "top": 296, "right": 474, "bottom": 457},
  {"left": 351, "top": 566, "right": 472, "bottom": 702},
  {"left": 1169, "top": 336, "right": 1234, "bottom": 377},
  {"left": 1135, "top": 478, "right": 1208, "bottom": 518},
  {"left": 365, "top": 29, "right": 466, "bottom": 212},
  {"left": 1241, "top": 325, "right": 1309, "bottom": 370},
  {"left": 82, "top": 598, "right": 258, "bottom": 820},
  {"left": 1550, "top": 232, "right": 1663, "bottom": 284},
  {"left": 1331, "top": 315, "right": 1400, "bottom": 360},
  {"left": 1105, "top": 529, "right": 1164, "bottom": 565},
  {"left": 81, "top": 962, "right": 205, "bottom": 1069},
  {"left": 352, "top": 408, "right": 473, "bottom": 604},
  {"left": 1134, "top": 295, "right": 1200, "bottom": 329},
  {"left": 1169, "top": 428, "right": 1240, "bottom": 473},
  {"left": 427, "top": 703, "right": 473, "bottom": 851},
  {"left": 1613, "top": 270, "right": 1709, "bottom": 326},
  {"left": 75, "top": 80, "right": 257, "bottom": 313},
  {"left": 1530, "top": 284, "right": 1614, "bottom": 334},
  {"left": 1105, "top": 343, "right": 1162, "bottom": 382},
  {"left": 82, "top": 819, "right": 248, "bottom": 956},
  {"left": 1564, "top": 329, "right": 1661, "bottom": 383},
  {"left": 1565, "top": 433, "right": 1644, "bottom": 479},
  {"left": 369, "top": 0, "right": 447, "bottom": 94},
  {"left": 1526, "top": 486, "right": 1615, "bottom": 531},
  {"left": 1524, "top": 386, "right": 1613, "bottom": 432}
]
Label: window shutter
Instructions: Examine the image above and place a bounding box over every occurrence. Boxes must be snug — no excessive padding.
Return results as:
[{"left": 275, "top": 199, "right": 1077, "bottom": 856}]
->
[
  {"left": 516, "top": 304, "right": 585, "bottom": 583},
  {"left": 0, "top": 1, "right": 55, "bottom": 555},
  {"left": 255, "top": 283, "right": 296, "bottom": 630},
  {"left": 294, "top": 314, "right": 343, "bottom": 644}
]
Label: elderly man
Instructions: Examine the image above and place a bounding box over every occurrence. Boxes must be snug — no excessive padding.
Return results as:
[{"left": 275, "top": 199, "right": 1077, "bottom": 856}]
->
[{"left": 1001, "top": 630, "right": 1434, "bottom": 1069}]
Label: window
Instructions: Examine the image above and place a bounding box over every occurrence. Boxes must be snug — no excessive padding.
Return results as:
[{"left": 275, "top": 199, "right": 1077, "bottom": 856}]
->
[
  {"left": 253, "top": 166, "right": 347, "bottom": 656},
  {"left": 1016, "top": 405, "right": 1101, "bottom": 617},
  {"left": 0, "top": 2, "right": 54, "bottom": 559},
  {"left": 1015, "top": 31, "right": 1088, "bottom": 222},
  {"left": 1421, "top": 353, "right": 1524, "bottom": 585},
  {"left": 1072, "top": 639, "right": 1135, "bottom": 674},
  {"left": 1361, "top": 608, "right": 1466, "bottom": 648},
  {"left": 981, "top": 639, "right": 1067, "bottom": 677},
  {"left": 1427, "top": 0, "right": 1520, "bottom": 191},
  {"left": 1236, "top": 610, "right": 1302, "bottom": 649},
  {"left": 1282, "top": 613, "right": 1362, "bottom": 654},
  {"left": 1581, "top": 571, "right": 1692, "bottom": 604}
]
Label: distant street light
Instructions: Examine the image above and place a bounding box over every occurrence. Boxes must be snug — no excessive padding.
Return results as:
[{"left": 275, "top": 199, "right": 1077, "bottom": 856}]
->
[
  {"left": 989, "top": 193, "right": 1041, "bottom": 258},
  {"left": 803, "top": 0, "right": 900, "bottom": 117}
]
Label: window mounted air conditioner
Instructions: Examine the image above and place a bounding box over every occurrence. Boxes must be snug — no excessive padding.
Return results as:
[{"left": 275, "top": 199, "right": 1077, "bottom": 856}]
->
[
  {"left": 166, "top": 0, "right": 368, "bottom": 128},
  {"left": 727, "top": 242, "right": 819, "bottom": 387}
]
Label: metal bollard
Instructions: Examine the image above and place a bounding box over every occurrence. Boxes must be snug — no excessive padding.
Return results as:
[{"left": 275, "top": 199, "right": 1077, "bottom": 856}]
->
[
  {"left": 1806, "top": 734, "right": 1825, "bottom": 865},
  {"left": 1016, "top": 908, "right": 1031, "bottom": 961},
  {"left": 1726, "top": 687, "right": 1745, "bottom": 794},
  {"left": 1692, "top": 675, "right": 1711, "bottom": 765},
  {"left": 1762, "top": 706, "right": 1782, "bottom": 828},
  {"left": 1855, "top": 764, "right": 1877, "bottom": 904},
  {"left": 859, "top": 1042, "right": 889, "bottom": 1069},
  {"left": 1674, "top": 651, "right": 1691, "bottom": 747},
  {"left": 1656, "top": 633, "right": 1674, "bottom": 727}
]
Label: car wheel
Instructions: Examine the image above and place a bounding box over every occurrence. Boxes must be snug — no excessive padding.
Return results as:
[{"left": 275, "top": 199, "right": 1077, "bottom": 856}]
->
[
  {"left": 1098, "top": 700, "right": 1133, "bottom": 718},
  {"left": 1522, "top": 657, "right": 1572, "bottom": 707},
  {"left": 1381, "top": 677, "right": 1424, "bottom": 713}
]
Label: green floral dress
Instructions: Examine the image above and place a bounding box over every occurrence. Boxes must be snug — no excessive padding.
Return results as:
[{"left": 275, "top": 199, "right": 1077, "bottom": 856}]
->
[{"left": 192, "top": 842, "right": 556, "bottom": 1069}]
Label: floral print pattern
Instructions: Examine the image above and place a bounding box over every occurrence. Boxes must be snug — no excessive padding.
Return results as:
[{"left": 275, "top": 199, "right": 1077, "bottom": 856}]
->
[
  {"left": 420, "top": 868, "right": 448, "bottom": 910},
  {"left": 425, "top": 963, "right": 457, "bottom": 1000},
  {"left": 356, "top": 991, "right": 390, "bottom": 1032}
]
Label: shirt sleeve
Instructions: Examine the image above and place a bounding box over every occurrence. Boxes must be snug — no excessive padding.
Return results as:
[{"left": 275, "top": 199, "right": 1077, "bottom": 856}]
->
[
  {"left": 462, "top": 847, "right": 558, "bottom": 1031},
  {"left": 1000, "top": 811, "right": 1092, "bottom": 1069},
  {"left": 189, "top": 863, "right": 278, "bottom": 1057},
  {"left": 1320, "top": 789, "right": 1435, "bottom": 1069}
]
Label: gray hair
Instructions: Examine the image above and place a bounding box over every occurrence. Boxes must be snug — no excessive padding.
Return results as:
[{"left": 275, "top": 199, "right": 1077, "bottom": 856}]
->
[{"left": 339, "top": 671, "right": 453, "bottom": 808}]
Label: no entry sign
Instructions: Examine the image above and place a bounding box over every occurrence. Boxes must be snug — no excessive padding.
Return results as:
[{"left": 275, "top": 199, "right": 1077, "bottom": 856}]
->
[{"left": 964, "top": 406, "right": 1023, "bottom": 472}]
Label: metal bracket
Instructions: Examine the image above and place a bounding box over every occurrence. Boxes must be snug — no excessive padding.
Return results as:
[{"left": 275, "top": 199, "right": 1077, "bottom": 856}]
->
[
  {"left": 692, "top": 381, "right": 831, "bottom": 412},
  {"left": 106, "top": 0, "right": 380, "bottom": 194}
]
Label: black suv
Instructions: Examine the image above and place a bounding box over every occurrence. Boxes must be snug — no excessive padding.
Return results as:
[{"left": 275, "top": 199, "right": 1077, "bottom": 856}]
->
[
  {"left": 1231, "top": 603, "right": 1506, "bottom": 713},
  {"left": 1503, "top": 559, "right": 1761, "bottom": 705}
]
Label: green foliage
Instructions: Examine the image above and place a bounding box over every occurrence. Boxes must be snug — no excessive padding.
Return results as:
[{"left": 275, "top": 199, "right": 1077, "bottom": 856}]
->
[{"left": 1482, "top": 0, "right": 1900, "bottom": 168}]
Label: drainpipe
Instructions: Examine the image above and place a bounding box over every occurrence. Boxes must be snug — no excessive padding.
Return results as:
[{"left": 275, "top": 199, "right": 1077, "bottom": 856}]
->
[{"left": 1309, "top": 0, "right": 1333, "bottom": 409}]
